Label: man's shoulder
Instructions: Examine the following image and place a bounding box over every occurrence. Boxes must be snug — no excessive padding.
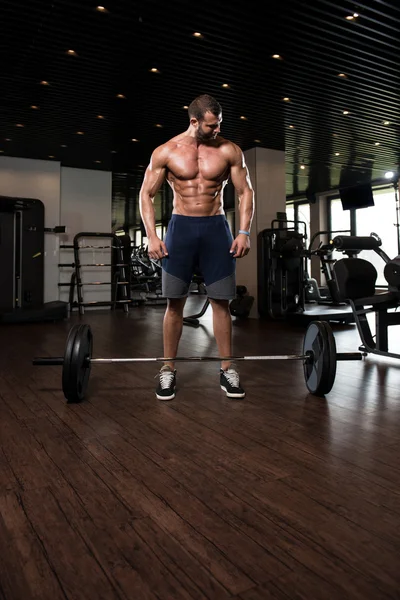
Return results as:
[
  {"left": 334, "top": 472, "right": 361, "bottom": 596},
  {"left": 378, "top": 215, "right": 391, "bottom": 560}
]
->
[
  {"left": 154, "top": 134, "right": 188, "bottom": 155},
  {"left": 217, "top": 137, "right": 242, "bottom": 159}
]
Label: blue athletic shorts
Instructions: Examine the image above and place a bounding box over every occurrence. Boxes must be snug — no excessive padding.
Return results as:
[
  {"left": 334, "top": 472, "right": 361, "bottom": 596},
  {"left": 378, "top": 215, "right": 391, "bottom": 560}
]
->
[{"left": 161, "top": 214, "right": 236, "bottom": 299}]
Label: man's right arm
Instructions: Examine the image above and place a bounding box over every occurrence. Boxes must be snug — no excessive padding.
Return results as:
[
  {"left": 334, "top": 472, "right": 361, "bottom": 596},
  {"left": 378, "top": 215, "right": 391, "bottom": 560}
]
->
[{"left": 139, "top": 145, "right": 169, "bottom": 259}]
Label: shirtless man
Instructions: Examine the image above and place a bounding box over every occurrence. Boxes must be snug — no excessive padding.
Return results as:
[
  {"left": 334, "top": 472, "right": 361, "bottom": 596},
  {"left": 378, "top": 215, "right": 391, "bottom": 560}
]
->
[{"left": 139, "top": 94, "right": 254, "bottom": 401}]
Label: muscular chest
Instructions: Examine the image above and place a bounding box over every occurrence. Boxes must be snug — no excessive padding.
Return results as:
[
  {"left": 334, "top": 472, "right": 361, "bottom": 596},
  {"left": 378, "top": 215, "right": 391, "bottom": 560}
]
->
[{"left": 168, "top": 147, "right": 228, "bottom": 181}]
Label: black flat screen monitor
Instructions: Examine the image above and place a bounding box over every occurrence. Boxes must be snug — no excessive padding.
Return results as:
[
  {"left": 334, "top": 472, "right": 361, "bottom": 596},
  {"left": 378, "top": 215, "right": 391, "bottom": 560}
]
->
[{"left": 339, "top": 183, "right": 375, "bottom": 210}]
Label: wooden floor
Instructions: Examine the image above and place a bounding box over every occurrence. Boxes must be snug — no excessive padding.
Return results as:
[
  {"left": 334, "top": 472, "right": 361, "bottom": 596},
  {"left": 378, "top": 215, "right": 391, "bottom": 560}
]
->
[{"left": 1, "top": 298, "right": 400, "bottom": 599}]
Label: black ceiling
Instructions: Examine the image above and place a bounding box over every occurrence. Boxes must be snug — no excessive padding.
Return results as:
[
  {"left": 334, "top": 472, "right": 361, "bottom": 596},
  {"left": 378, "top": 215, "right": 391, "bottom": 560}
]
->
[{"left": 1, "top": 0, "right": 400, "bottom": 197}]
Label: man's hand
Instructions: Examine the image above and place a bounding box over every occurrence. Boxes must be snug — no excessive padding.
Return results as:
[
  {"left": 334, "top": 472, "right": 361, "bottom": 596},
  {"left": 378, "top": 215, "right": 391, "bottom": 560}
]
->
[
  {"left": 230, "top": 233, "right": 250, "bottom": 258},
  {"left": 147, "top": 236, "right": 168, "bottom": 260}
]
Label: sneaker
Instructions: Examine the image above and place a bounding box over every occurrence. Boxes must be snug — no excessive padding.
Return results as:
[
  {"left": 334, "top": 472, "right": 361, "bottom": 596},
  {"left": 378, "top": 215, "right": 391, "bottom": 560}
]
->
[
  {"left": 156, "top": 365, "right": 176, "bottom": 400},
  {"left": 220, "top": 367, "right": 245, "bottom": 399}
]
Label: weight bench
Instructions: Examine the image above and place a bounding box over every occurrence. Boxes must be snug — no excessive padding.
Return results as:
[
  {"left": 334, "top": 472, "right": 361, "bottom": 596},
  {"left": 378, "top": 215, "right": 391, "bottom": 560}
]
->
[{"left": 183, "top": 273, "right": 209, "bottom": 328}]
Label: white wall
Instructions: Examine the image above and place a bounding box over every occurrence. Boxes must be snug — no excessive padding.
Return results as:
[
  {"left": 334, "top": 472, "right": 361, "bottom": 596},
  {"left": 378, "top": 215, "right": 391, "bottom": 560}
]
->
[
  {"left": 0, "top": 157, "right": 112, "bottom": 308},
  {"left": 0, "top": 156, "right": 61, "bottom": 302},
  {"left": 235, "top": 147, "right": 286, "bottom": 317},
  {"left": 59, "top": 167, "right": 112, "bottom": 307}
]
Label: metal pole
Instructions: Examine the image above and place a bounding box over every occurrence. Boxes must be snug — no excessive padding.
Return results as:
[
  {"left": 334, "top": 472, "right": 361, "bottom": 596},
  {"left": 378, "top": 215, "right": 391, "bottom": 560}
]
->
[
  {"left": 33, "top": 354, "right": 309, "bottom": 365},
  {"left": 32, "top": 352, "right": 364, "bottom": 367},
  {"left": 90, "top": 354, "right": 308, "bottom": 363}
]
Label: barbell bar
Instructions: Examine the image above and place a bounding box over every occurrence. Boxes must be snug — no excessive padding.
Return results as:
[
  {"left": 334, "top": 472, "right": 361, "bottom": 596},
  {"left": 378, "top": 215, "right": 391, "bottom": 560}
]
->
[
  {"left": 34, "top": 354, "right": 309, "bottom": 364},
  {"left": 32, "top": 321, "right": 365, "bottom": 403}
]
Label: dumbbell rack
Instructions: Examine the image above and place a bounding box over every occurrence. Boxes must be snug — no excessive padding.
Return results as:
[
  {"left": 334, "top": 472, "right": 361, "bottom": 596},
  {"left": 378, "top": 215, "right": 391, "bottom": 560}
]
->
[{"left": 59, "top": 232, "right": 132, "bottom": 315}]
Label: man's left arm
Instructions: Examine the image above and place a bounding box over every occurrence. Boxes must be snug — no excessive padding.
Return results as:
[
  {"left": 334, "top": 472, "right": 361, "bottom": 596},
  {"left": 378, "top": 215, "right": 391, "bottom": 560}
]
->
[{"left": 229, "top": 146, "right": 255, "bottom": 258}]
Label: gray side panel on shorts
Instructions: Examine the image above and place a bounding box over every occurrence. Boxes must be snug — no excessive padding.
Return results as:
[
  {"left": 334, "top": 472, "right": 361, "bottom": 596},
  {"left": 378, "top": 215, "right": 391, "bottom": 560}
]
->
[
  {"left": 162, "top": 269, "right": 190, "bottom": 298},
  {"left": 206, "top": 272, "right": 236, "bottom": 300}
]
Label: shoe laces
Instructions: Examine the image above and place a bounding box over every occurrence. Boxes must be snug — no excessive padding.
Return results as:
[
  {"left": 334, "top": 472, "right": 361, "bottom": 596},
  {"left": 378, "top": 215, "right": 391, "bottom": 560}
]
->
[
  {"left": 223, "top": 368, "right": 240, "bottom": 387},
  {"left": 158, "top": 367, "right": 175, "bottom": 389}
]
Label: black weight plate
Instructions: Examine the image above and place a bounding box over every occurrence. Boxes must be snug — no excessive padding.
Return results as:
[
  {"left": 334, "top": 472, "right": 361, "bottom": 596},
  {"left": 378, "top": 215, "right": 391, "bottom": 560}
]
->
[
  {"left": 62, "top": 324, "right": 81, "bottom": 401},
  {"left": 70, "top": 324, "right": 92, "bottom": 403},
  {"left": 320, "top": 321, "right": 337, "bottom": 394},
  {"left": 62, "top": 324, "right": 93, "bottom": 403},
  {"left": 303, "top": 320, "right": 337, "bottom": 396}
]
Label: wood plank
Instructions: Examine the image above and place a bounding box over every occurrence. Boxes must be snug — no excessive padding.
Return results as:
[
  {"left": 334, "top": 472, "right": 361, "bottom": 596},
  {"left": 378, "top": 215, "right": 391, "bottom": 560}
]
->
[
  {"left": 18, "top": 487, "right": 126, "bottom": 599},
  {"left": 0, "top": 492, "right": 67, "bottom": 600}
]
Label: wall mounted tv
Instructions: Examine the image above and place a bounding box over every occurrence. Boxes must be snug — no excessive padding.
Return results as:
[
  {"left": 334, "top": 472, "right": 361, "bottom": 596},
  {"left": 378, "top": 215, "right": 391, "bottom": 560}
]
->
[{"left": 339, "top": 183, "right": 375, "bottom": 210}]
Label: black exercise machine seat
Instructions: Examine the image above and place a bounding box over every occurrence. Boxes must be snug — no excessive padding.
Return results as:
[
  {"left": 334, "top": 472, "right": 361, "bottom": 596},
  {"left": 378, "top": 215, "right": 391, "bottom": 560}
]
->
[
  {"left": 333, "top": 257, "right": 400, "bottom": 304},
  {"left": 333, "top": 258, "right": 377, "bottom": 301}
]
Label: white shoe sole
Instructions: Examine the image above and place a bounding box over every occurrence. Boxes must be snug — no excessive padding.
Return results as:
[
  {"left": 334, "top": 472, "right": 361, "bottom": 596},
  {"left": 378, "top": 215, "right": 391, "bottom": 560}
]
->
[
  {"left": 156, "top": 392, "right": 175, "bottom": 401},
  {"left": 220, "top": 385, "right": 245, "bottom": 399}
]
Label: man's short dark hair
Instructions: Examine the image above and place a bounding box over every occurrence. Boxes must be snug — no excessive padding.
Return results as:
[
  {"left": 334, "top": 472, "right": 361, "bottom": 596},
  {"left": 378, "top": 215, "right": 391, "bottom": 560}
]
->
[{"left": 188, "top": 94, "right": 222, "bottom": 121}]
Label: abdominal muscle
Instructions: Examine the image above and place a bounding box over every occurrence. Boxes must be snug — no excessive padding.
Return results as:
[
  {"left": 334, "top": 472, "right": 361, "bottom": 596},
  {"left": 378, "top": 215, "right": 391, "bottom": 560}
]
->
[{"left": 168, "top": 177, "right": 226, "bottom": 217}]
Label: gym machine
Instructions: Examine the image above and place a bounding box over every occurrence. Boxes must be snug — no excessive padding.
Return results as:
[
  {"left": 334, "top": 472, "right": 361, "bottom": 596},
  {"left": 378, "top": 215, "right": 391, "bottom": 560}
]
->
[
  {"left": 0, "top": 195, "right": 68, "bottom": 323},
  {"left": 331, "top": 234, "right": 400, "bottom": 358},
  {"left": 257, "top": 217, "right": 307, "bottom": 319},
  {"left": 59, "top": 232, "right": 134, "bottom": 314}
]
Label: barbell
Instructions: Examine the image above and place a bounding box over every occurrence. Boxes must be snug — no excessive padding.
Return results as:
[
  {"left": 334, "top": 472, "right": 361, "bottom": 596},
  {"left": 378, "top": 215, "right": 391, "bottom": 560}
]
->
[{"left": 32, "top": 320, "right": 364, "bottom": 403}]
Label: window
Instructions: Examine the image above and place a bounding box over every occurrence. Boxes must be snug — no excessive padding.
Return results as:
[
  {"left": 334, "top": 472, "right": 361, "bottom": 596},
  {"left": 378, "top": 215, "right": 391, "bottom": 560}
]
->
[
  {"left": 328, "top": 186, "right": 399, "bottom": 286},
  {"left": 297, "top": 203, "right": 310, "bottom": 243},
  {"left": 285, "top": 201, "right": 309, "bottom": 241},
  {"left": 328, "top": 197, "right": 352, "bottom": 261},
  {"left": 356, "top": 188, "right": 398, "bottom": 285}
]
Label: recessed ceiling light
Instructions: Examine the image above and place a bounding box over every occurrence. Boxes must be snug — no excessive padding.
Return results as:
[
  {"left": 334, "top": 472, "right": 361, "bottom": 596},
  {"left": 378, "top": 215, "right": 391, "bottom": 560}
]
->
[
  {"left": 346, "top": 12, "right": 359, "bottom": 20},
  {"left": 116, "top": 94, "right": 126, "bottom": 99},
  {"left": 150, "top": 68, "right": 160, "bottom": 73},
  {"left": 289, "top": 124, "right": 295, "bottom": 129},
  {"left": 385, "top": 171, "right": 395, "bottom": 179},
  {"left": 300, "top": 165, "right": 306, "bottom": 170},
  {"left": 338, "top": 73, "right": 348, "bottom": 78},
  {"left": 48, "top": 155, "right": 55, "bottom": 159},
  {"left": 272, "top": 54, "right": 283, "bottom": 60},
  {"left": 31, "top": 105, "right": 39, "bottom": 110},
  {"left": 240, "top": 116, "right": 247, "bottom": 120},
  {"left": 182, "top": 105, "right": 188, "bottom": 109},
  {"left": 94, "top": 160, "right": 102, "bottom": 164},
  {"left": 335, "top": 152, "right": 340, "bottom": 156},
  {"left": 16, "top": 123, "right": 24, "bottom": 127},
  {"left": 383, "top": 120, "right": 390, "bottom": 125},
  {"left": 222, "top": 84, "right": 230, "bottom": 88},
  {"left": 283, "top": 97, "right": 290, "bottom": 102},
  {"left": 60, "top": 144, "right": 67, "bottom": 148},
  {"left": 131, "top": 138, "right": 139, "bottom": 142},
  {"left": 76, "top": 131, "right": 84, "bottom": 135},
  {"left": 254, "top": 139, "right": 261, "bottom": 143},
  {"left": 343, "top": 110, "right": 350, "bottom": 115},
  {"left": 111, "top": 150, "right": 117, "bottom": 154},
  {"left": 96, "top": 5, "right": 108, "bottom": 12},
  {"left": 193, "top": 32, "right": 203, "bottom": 38},
  {"left": 66, "top": 49, "right": 77, "bottom": 56},
  {"left": 97, "top": 115, "right": 105, "bottom": 119},
  {"left": 375, "top": 142, "right": 380, "bottom": 146},
  {"left": 155, "top": 124, "right": 163, "bottom": 128},
  {"left": 5, "top": 138, "right": 11, "bottom": 141},
  {"left": 40, "top": 80, "right": 50, "bottom": 85}
]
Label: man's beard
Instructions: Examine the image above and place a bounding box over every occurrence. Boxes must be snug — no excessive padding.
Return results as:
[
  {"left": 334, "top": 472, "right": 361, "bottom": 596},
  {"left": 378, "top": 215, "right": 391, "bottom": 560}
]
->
[{"left": 196, "top": 128, "right": 216, "bottom": 143}]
